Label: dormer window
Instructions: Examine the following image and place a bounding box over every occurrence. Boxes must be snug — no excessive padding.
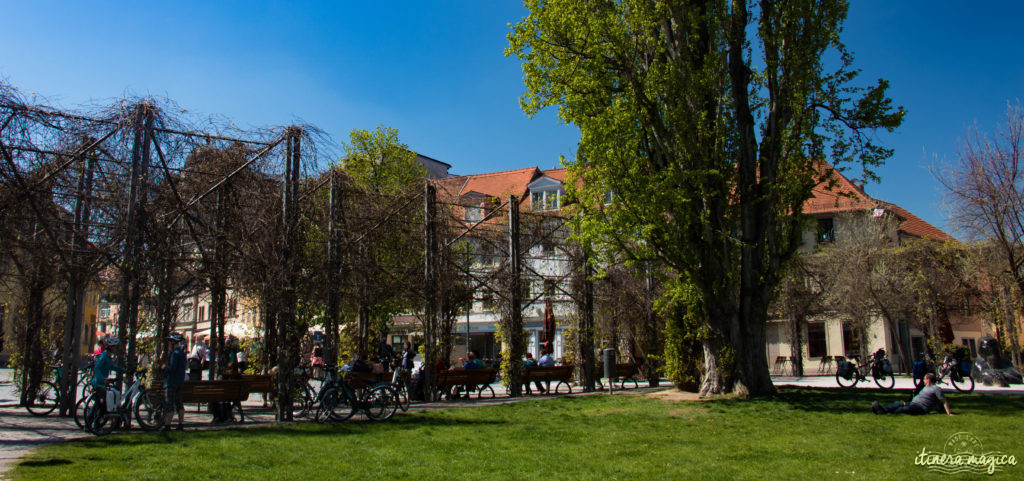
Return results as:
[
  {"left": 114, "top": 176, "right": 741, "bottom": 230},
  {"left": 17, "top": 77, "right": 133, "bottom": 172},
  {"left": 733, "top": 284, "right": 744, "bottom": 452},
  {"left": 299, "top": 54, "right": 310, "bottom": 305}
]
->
[
  {"left": 466, "top": 205, "right": 484, "bottom": 222},
  {"left": 531, "top": 189, "right": 561, "bottom": 211},
  {"left": 528, "top": 175, "right": 566, "bottom": 212},
  {"left": 461, "top": 193, "right": 488, "bottom": 222}
]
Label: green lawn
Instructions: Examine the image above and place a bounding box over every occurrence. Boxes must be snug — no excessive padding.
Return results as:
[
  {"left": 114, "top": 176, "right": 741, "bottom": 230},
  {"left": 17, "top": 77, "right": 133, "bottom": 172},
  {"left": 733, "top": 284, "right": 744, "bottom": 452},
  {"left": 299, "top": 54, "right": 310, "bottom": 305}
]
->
[{"left": 9, "top": 387, "right": 1024, "bottom": 481}]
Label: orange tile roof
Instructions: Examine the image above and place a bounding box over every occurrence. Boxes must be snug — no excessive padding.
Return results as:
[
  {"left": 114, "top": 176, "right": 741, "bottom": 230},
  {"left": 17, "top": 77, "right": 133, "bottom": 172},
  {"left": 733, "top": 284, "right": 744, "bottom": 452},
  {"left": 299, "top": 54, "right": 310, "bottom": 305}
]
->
[
  {"left": 435, "top": 162, "right": 954, "bottom": 242},
  {"left": 803, "top": 163, "right": 954, "bottom": 241},
  {"left": 882, "top": 202, "right": 955, "bottom": 242}
]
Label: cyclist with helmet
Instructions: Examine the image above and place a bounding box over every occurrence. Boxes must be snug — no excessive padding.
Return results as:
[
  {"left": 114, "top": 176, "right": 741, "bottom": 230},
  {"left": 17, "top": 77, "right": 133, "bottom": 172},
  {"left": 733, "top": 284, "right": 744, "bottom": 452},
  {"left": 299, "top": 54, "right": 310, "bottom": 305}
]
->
[
  {"left": 162, "top": 333, "right": 188, "bottom": 431},
  {"left": 89, "top": 337, "right": 124, "bottom": 428}
]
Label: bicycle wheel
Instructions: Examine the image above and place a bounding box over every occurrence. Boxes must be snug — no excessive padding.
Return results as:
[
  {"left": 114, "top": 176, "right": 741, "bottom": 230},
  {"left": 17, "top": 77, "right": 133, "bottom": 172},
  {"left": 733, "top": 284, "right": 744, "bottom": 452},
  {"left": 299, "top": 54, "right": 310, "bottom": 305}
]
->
[
  {"left": 395, "top": 383, "right": 410, "bottom": 412},
  {"left": 873, "top": 368, "right": 895, "bottom": 389},
  {"left": 74, "top": 395, "right": 89, "bottom": 429},
  {"left": 134, "top": 389, "right": 165, "bottom": 431},
  {"left": 315, "top": 389, "right": 337, "bottom": 424},
  {"left": 835, "top": 371, "right": 858, "bottom": 388},
  {"left": 950, "top": 370, "right": 975, "bottom": 393},
  {"left": 290, "top": 386, "right": 312, "bottom": 418},
  {"left": 329, "top": 388, "right": 357, "bottom": 422},
  {"left": 85, "top": 402, "right": 117, "bottom": 436},
  {"left": 363, "top": 386, "right": 397, "bottom": 421},
  {"left": 25, "top": 381, "right": 59, "bottom": 416}
]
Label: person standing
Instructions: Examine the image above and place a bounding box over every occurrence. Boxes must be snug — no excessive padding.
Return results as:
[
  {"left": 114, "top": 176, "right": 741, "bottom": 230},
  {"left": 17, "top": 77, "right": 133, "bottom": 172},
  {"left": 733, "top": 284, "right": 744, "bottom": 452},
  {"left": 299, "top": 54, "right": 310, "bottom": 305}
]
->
[
  {"left": 162, "top": 333, "right": 187, "bottom": 431},
  {"left": 89, "top": 337, "right": 124, "bottom": 429},
  {"left": 188, "top": 336, "right": 207, "bottom": 381},
  {"left": 236, "top": 346, "right": 249, "bottom": 374}
]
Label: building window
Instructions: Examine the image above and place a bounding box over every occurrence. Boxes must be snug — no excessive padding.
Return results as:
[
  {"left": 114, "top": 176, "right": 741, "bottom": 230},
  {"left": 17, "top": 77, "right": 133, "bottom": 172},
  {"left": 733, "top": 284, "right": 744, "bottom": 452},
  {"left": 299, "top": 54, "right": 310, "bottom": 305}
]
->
[
  {"left": 603, "top": 189, "right": 614, "bottom": 205},
  {"left": 544, "top": 280, "right": 557, "bottom": 298},
  {"left": 817, "top": 218, "right": 835, "bottom": 243},
  {"left": 198, "top": 306, "right": 205, "bottom": 322},
  {"left": 807, "top": 322, "right": 827, "bottom": 358},
  {"left": 531, "top": 189, "right": 561, "bottom": 211},
  {"left": 465, "top": 206, "right": 484, "bottom": 222},
  {"left": 230, "top": 298, "right": 238, "bottom": 317},
  {"left": 842, "top": 322, "right": 861, "bottom": 358},
  {"left": 541, "top": 240, "right": 556, "bottom": 256},
  {"left": 962, "top": 338, "right": 977, "bottom": 359}
]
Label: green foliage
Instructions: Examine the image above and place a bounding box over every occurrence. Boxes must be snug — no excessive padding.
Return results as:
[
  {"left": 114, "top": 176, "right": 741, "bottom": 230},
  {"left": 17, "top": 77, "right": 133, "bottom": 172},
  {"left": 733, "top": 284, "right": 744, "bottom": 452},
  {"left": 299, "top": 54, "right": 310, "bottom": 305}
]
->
[
  {"left": 341, "top": 125, "right": 424, "bottom": 194},
  {"left": 508, "top": 0, "right": 904, "bottom": 394},
  {"left": 659, "top": 280, "right": 708, "bottom": 391}
]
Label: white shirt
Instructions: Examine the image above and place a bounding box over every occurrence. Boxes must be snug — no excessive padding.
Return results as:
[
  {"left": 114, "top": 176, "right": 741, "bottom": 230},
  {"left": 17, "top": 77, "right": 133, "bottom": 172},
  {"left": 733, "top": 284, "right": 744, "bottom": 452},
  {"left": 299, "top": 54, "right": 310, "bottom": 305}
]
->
[{"left": 189, "top": 342, "right": 207, "bottom": 360}]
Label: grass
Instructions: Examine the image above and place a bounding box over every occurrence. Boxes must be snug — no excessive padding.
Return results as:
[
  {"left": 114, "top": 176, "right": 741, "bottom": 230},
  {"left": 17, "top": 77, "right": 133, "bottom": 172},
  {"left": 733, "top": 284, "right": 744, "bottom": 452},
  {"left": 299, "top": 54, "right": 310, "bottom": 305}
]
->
[{"left": 9, "top": 387, "right": 1024, "bottom": 481}]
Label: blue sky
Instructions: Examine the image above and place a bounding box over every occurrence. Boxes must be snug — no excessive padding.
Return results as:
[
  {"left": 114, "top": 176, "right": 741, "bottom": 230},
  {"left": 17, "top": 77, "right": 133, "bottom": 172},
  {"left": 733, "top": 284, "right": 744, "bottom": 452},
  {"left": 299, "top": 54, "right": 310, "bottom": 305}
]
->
[{"left": 1, "top": 1, "right": 1021, "bottom": 236}]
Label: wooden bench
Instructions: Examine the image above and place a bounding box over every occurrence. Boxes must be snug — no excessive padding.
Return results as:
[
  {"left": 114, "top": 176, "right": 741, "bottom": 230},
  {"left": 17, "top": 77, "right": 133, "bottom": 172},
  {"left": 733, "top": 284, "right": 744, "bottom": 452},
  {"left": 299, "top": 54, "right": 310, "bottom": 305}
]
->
[
  {"left": 595, "top": 363, "right": 641, "bottom": 389},
  {"left": 522, "top": 365, "right": 574, "bottom": 394},
  {"left": 437, "top": 368, "right": 497, "bottom": 400},
  {"left": 240, "top": 374, "right": 275, "bottom": 395},
  {"left": 151, "top": 380, "right": 251, "bottom": 422}
]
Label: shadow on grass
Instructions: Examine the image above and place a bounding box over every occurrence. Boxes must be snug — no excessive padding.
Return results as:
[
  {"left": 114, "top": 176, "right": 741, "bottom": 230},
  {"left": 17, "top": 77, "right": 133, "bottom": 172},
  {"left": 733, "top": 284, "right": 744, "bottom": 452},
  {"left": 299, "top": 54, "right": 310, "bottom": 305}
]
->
[
  {"left": 61, "top": 412, "right": 508, "bottom": 448},
  {"left": 17, "top": 459, "right": 72, "bottom": 467},
  {"left": 766, "top": 386, "right": 1024, "bottom": 415}
]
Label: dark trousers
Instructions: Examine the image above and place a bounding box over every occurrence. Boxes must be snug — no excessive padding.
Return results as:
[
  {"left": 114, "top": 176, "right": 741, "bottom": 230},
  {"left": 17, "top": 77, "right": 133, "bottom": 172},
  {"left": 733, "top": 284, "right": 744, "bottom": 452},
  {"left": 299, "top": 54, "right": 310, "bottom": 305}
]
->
[{"left": 882, "top": 401, "right": 928, "bottom": 415}]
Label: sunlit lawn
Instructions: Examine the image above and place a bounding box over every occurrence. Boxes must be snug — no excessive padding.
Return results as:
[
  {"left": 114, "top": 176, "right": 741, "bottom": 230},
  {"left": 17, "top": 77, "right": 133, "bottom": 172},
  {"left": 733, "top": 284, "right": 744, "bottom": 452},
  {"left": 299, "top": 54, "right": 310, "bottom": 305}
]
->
[{"left": 10, "top": 387, "right": 1024, "bottom": 480}]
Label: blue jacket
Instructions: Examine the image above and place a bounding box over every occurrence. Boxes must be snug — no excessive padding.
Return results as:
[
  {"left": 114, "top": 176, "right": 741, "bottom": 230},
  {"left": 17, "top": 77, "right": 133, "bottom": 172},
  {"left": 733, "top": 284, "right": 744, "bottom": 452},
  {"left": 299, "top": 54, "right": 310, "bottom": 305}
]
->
[
  {"left": 164, "top": 347, "right": 187, "bottom": 388},
  {"left": 91, "top": 351, "right": 124, "bottom": 388}
]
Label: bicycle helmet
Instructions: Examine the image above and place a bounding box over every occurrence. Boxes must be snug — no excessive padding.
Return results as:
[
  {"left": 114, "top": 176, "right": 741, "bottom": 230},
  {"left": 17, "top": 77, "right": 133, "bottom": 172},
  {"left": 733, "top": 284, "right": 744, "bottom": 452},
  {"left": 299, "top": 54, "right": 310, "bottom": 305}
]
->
[{"left": 105, "top": 337, "right": 121, "bottom": 347}]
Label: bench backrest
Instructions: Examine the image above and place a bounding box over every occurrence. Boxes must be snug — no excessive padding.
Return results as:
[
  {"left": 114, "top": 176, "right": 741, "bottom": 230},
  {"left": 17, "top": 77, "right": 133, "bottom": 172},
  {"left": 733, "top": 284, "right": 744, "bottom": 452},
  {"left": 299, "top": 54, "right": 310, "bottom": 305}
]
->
[
  {"left": 180, "top": 380, "right": 248, "bottom": 403},
  {"left": 240, "top": 374, "right": 275, "bottom": 394},
  {"left": 437, "top": 368, "right": 496, "bottom": 387},
  {"left": 594, "top": 363, "right": 638, "bottom": 378},
  {"left": 523, "top": 365, "right": 574, "bottom": 383}
]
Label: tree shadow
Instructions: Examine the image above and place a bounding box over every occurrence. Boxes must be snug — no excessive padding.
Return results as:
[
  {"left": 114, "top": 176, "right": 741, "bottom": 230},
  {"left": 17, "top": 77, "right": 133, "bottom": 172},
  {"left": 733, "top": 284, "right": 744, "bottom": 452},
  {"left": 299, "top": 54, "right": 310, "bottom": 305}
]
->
[{"left": 766, "top": 387, "right": 1024, "bottom": 416}]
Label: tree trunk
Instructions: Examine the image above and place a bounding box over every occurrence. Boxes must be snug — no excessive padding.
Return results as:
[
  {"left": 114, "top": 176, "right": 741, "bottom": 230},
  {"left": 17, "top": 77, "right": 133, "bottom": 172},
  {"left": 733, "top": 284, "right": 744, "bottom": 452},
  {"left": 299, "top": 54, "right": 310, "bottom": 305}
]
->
[{"left": 788, "top": 313, "right": 805, "bottom": 377}]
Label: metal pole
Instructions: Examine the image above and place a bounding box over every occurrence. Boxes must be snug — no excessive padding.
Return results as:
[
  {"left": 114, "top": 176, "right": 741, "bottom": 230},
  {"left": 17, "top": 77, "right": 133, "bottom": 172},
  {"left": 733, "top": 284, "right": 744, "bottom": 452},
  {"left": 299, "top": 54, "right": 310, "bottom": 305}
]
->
[
  {"left": 423, "top": 182, "right": 437, "bottom": 400},
  {"left": 59, "top": 143, "right": 96, "bottom": 415},
  {"left": 276, "top": 127, "right": 301, "bottom": 421},
  {"left": 325, "top": 170, "right": 342, "bottom": 367},
  {"left": 506, "top": 195, "right": 523, "bottom": 397},
  {"left": 117, "top": 104, "right": 152, "bottom": 387},
  {"left": 580, "top": 244, "right": 596, "bottom": 392}
]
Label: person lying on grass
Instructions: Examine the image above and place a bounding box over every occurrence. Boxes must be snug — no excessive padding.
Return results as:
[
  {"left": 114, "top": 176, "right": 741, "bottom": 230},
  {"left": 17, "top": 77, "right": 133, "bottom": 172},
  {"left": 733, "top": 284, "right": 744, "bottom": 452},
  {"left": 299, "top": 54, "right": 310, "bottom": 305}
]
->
[{"left": 872, "top": 373, "right": 953, "bottom": 416}]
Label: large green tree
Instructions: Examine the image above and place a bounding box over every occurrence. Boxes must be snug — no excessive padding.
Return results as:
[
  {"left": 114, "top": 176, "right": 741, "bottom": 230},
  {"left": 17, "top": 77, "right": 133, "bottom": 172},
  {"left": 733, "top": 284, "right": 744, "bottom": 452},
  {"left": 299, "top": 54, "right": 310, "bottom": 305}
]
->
[{"left": 508, "top": 0, "right": 903, "bottom": 396}]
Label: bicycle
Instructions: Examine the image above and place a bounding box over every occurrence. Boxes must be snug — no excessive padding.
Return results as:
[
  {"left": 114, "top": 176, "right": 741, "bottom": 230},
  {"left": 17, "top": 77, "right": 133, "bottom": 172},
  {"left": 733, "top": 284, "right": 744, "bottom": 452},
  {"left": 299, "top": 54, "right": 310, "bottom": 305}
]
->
[
  {"left": 317, "top": 369, "right": 397, "bottom": 423},
  {"left": 835, "top": 349, "right": 895, "bottom": 389},
  {"left": 21, "top": 365, "right": 60, "bottom": 416},
  {"left": 389, "top": 365, "right": 411, "bottom": 412},
  {"left": 914, "top": 352, "right": 974, "bottom": 393},
  {"left": 83, "top": 370, "right": 164, "bottom": 435}
]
